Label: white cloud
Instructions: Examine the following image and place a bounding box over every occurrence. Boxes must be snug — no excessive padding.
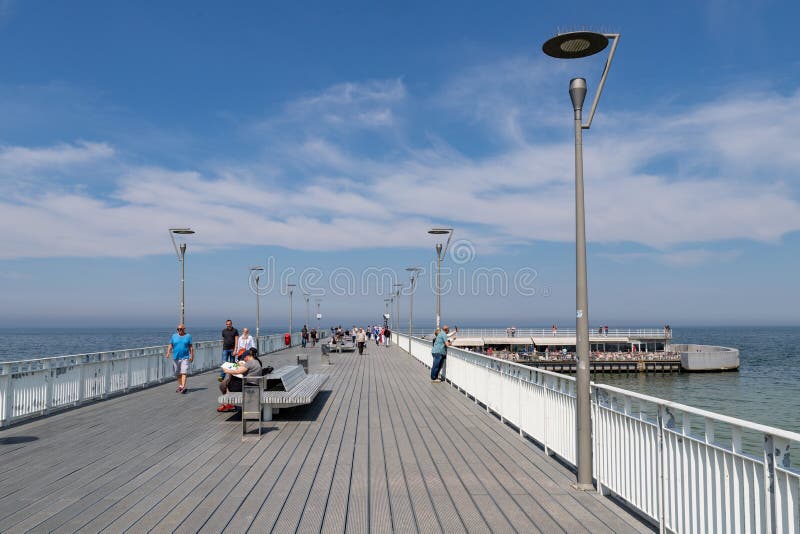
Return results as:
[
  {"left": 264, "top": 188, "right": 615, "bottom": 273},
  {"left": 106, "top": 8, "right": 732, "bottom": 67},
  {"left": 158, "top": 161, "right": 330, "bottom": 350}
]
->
[
  {"left": 2, "top": 70, "right": 800, "bottom": 261},
  {"left": 0, "top": 141, "right": 114, "bottom": 171}
]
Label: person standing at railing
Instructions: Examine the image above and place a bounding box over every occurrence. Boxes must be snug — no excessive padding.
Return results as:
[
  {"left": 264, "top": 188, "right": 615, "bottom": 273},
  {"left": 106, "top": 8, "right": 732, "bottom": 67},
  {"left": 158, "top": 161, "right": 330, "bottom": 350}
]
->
[
  {"left": 552, "top": 324, "right": 557, "bottom": 336},
  {"left": 236, "top": 328, "right": 255, "bottom": 357},
  {"left": 219, "top": 319, "right": 239, "bottom": 382},
  {"left": 430, "top": 325, "right": 452, "bottom": 383},
  {"left": 166, "top": 324, "right": 194, "bottom": 394}
]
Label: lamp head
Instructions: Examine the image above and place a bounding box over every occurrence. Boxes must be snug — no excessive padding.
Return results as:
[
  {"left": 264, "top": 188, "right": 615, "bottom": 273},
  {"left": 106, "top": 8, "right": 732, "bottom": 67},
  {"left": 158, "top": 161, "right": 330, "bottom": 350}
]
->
[
  {"left": 169, "top": 228, "right": 195, "bottom": 235},
  {"left": 542, "top": 31, "right": 608, "bottom": 59},
  {"left": 569, "top": 78, "right": 587, "bottom": 111},
  {"left": 428, "top": 228, "right": 451, "bottom": 235}
]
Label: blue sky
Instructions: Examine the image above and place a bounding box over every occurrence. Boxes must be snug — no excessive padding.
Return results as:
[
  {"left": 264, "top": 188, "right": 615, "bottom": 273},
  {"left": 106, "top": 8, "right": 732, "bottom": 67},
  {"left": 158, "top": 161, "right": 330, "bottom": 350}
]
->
[{"left": 1, "top": 0, "right": 799, "bottom": 329}]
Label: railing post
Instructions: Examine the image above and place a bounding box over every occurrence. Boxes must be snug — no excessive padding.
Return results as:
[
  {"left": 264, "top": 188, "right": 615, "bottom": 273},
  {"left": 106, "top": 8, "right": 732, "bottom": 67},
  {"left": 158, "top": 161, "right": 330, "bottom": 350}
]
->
[
  {"left": 78, "top": 360, "right": 86, "bottom": 404},
  {"left": 103, "top": 355, "right": 111, "bottom": 399},
  {"left": 45, "top": 359, "right": 54, "bottom": 416},
  {"left": 1, "top": 366, "right": 12, "bottom": 427},
  {"left": 657, "top": 405, "right": 667, "bottom": 534},
  {"left": 126, "top": 355, "right": 132, "bottom": 393},
  {"left": 763, "top": 433, "right": 776, "bottom": 534}
]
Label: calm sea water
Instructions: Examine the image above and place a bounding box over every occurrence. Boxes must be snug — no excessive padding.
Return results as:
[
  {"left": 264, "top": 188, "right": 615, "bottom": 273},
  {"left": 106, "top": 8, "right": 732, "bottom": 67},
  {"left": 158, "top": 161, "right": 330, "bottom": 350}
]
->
[
  {"left": 593, "top": 326, "right": 800, "bottom": 435},
  {"left": 1, "top": 325, "right": 797, "bottom": 434},
  {"left": 0, "top": 327, "right": 285, "bottom": 362}
]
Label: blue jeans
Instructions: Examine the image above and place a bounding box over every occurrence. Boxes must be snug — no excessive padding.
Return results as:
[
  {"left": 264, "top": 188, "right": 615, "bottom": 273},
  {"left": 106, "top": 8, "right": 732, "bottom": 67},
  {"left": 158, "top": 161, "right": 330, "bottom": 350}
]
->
[
  {"left": 431, "top": 352, "right": 446, "bottom": 380},
  {"left": 220, "top": 349, "right": 234, "bottom": 377}
]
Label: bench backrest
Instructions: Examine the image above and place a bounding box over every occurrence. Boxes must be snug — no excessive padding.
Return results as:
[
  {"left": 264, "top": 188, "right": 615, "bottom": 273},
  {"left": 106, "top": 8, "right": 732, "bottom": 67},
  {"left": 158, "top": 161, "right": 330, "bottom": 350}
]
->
[{"left": 265, "top": 365, "right": 306, "bottom": 391}]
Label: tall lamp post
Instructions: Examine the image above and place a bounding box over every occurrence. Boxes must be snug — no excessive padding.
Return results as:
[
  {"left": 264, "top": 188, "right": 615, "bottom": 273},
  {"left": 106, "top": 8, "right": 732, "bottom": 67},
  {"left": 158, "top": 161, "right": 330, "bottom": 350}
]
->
[
  {"left": 315, "top": 298, "right": 322, "bottom": 335},
  {"left": 393, "top": 283, "right": 403, "bottom": 333},
  {"left": 428, "top": 228, "right": 453, "bottom": 329},
  {"left": 383, "top": 298, "right": 391, "bottom": 328},
  {"left": 405, "top": 267, "right": 422, "bottom": 352},
  {"left": 168, "top": 228, "right": 195, "bottom": 325},
  {"left": 287, "top": 283, "right": 296, "bottom": 344},
  {"left": 304, "top": 293, "right": 310, "bottom": 330},
  {"left": 542, "top": 30, "right": 620, "bottom": 490},
  {"left": 250, "top": 266, "right": 265, "bottom": 348}
]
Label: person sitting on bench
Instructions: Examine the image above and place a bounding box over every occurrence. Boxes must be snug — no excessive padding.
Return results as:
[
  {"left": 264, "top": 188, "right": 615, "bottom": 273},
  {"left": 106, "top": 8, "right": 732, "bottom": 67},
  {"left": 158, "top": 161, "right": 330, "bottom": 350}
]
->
[{"left": 217, "top": 347, "right": 262, "bottom": 412}]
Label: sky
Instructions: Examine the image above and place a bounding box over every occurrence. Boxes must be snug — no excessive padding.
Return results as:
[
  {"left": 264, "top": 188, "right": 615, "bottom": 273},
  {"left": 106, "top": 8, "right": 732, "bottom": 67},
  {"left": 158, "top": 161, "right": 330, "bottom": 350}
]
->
[{"left": 1, "top": 0, "right": 799, "bottom": 330}]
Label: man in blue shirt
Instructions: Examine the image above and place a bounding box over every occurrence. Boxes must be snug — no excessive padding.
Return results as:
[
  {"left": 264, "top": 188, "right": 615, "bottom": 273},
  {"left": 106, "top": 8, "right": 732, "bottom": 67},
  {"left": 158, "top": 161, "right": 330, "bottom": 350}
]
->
[
  {"left": 166, "top": 324, "right": 194, "bottom": 394},
  {"left": 431, "top": 325, "right": 452, "bottom": 382}
]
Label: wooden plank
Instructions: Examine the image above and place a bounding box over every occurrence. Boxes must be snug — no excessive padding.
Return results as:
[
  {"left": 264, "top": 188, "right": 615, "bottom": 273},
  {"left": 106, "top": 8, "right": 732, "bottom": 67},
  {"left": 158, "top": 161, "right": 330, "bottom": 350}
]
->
[
  {"left": 373, "top": 346, "right": 419, "bottom": 533},
  {"left": 294, "top": 352, "right": 365, "bottom": 533},
  {"left": 268, "top": 354, "right": 362, "bottom": 533},
  {"left": 320, "top": 354, "right": 367, "bottom": 533}
]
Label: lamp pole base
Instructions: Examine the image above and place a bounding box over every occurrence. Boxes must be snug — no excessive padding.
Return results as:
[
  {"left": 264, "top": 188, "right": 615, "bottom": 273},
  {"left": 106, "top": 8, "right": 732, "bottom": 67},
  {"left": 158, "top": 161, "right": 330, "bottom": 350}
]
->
[{"left": 571, "top": 482, "right": 595, "bottom": 492}]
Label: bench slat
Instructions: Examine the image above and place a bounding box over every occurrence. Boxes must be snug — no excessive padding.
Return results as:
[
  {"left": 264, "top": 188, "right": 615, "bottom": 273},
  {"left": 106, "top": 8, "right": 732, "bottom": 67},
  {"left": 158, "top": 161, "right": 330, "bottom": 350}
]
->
[{"left": 219, "top": 374, "right": 327, "bottom": 407}]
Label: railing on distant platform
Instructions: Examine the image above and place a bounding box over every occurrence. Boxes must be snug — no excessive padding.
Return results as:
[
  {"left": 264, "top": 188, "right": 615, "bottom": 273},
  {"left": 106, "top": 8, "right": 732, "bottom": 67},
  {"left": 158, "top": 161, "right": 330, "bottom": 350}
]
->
[
  {"left": 393, "top": 331, "right": 800, "bottom": 533},
  {"left": 413, "top": 327, "right": 672, "bottom": 338},
  {"left": 0, "top": 331, "right": 306, "bottom": 427}
]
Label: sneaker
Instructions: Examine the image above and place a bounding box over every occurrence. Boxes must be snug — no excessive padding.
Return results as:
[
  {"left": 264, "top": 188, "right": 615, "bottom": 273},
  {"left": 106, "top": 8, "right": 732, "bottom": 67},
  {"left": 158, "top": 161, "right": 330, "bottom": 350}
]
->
[
  {"left": 221, "top": 404, "right": 236, "bottom": 412},
  {"left": 217, "top": 404, "right": 227, "bottom": 412},
  {"left": 181, "top": 387, "right": 187, "bottom": 394},
  {"left": 176, "top": 386, "right": 182, "bottom": 393}
]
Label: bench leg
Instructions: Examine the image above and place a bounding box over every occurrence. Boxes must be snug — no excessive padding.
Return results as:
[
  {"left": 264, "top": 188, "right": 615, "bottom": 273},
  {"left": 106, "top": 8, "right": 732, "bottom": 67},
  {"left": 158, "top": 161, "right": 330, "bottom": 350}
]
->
[{"left": 262, "top": 405, "right": 273, "bottom": 421}]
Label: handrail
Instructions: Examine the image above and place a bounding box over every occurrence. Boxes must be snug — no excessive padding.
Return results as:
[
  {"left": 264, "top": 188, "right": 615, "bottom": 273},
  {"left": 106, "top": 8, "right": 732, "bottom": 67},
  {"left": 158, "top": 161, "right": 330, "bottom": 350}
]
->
[
  {"left": 394, "top": 331, "right": 799, "bottom": 533},
  {"left": 0, "top": 331, "right": 305, "bottom": 427},
  {"left": 412, "top": 328, "right": 672, "bottom": 338}
]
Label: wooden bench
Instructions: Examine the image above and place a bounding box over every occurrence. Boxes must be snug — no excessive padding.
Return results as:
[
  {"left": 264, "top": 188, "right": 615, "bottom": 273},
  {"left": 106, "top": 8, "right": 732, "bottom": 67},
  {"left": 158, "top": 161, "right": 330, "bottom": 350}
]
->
[{"left": 218, "top": 365, "right": 327, "bottom": 422}]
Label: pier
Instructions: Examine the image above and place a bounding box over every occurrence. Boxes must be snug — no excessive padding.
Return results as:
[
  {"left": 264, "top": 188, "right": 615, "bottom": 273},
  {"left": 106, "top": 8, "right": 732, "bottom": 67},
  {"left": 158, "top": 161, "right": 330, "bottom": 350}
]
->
[
  {"left": 0, "top": 343, "right": 651, "bottom": 532},
  {"left": 1, "top": 333, "right": 797, "bottom": 532}
]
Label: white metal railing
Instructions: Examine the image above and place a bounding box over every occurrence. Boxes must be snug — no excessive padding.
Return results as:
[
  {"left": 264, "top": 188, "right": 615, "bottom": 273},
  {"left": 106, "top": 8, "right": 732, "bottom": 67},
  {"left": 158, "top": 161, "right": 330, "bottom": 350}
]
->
[
  {"left": 0, "top": 331, "right": 305, "bottom": 427},
  {"left": 394, "top": 331, "right": 800, "bottom": 533},
  {"left": 413, "top": 327, "right": 671, "bottom": 338}
]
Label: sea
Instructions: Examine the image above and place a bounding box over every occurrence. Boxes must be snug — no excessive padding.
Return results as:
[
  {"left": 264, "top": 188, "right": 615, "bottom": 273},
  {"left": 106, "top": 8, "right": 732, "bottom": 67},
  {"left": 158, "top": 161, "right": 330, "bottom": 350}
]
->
[{"left": 1, "top": 325, "right": 797, "bottom": 436}]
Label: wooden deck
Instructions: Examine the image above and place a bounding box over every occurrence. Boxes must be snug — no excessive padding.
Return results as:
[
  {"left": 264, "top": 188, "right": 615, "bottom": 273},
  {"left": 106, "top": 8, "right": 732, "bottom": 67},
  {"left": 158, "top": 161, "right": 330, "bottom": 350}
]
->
[{"left": 0, "top": 343, "right": 653, "bottom": 533}]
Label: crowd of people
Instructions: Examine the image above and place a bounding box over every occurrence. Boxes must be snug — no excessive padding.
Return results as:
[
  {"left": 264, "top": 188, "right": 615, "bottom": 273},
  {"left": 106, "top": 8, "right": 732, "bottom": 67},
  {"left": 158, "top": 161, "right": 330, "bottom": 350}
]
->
[{"left": 482, "top": 348, "right": 680, "bottom": 363}]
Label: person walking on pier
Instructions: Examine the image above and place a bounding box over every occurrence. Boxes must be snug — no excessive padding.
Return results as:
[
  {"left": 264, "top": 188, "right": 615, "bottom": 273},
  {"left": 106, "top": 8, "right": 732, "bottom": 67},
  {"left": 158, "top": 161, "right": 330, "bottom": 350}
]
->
[
  {"left": 219, "top": 319, "right": 239, "bottom": 381},
  {"left": 356, "top": 327, "right": 367, "bottom": 355},
  {"left": 301, "top": 325, "right": 309, "bottom": 348},
  {"left": 166, "top": 324, "right": 194, "bottom": 393},
  {"left": 431, "top": 325, "right": 452, "bottom": 382}
]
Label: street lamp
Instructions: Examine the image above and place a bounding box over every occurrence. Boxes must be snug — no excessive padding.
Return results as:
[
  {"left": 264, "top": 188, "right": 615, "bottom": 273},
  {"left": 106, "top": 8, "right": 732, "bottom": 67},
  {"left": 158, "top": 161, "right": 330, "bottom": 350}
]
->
[
  {"left": 405, "top": 267, "right": 422, "bottom": 352},
  {"left": 250, "top": 266, "right": 265, "bottom": 347},
  {"left": 315, "top": 298, "right": 322, "bottom": 335},
  {"left": 304, "top": 293, "right": 310, "bottom": 331},
  {"left": 393, "top": 283, "right": 403, "bottom": 333},
  {"left": 287, "top": 283, "right": 296, "bottom": 344},
  {"left": 428, "top": 227, "right": 454, "bottom": 329},
  {"left": 168, "top": 228, "right": 195, "bottom": 325},
  {"left": 542, "top": 30, "right": 620, "bottom": 490}
]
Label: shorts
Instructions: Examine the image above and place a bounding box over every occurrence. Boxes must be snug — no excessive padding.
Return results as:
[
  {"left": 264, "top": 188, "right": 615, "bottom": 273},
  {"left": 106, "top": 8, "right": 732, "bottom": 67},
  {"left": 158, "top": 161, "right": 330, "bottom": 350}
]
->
[{"left": 172, "top": 358, "right": 189, "bottom": 376}]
